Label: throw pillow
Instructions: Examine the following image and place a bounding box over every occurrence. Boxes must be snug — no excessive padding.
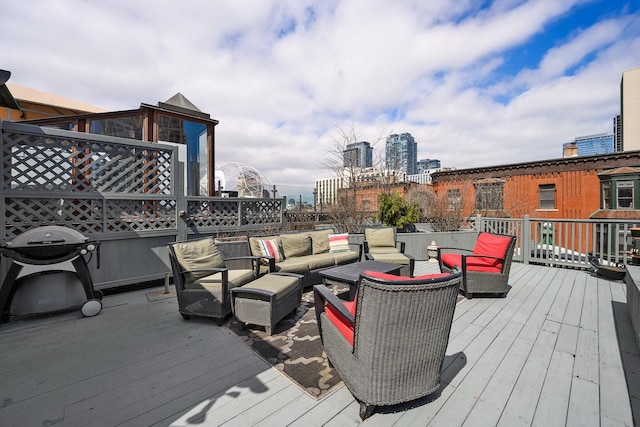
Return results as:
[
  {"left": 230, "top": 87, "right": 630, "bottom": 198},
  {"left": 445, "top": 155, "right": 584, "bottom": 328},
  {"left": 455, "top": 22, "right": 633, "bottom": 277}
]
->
[
  {"left": 328, "top": 233, "right": 350, "bottom": 253},
  {"left": 280, "top": 233, "right": 312, "bottom": 258},
  {"left": 310, "top": 229, "right": 333, "bottom": 254},
  {"left": 258, "top": 239, "right": 285, "bottom": 262}
]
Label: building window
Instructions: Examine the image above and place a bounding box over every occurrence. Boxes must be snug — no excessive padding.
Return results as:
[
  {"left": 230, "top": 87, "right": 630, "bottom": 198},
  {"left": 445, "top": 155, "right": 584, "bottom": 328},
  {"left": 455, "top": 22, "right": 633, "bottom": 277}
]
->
[
  {"left": 602, "top": 182, "right": 610, "bottom": 209},
  {"left": 539, "top": 184, "right": 556, "bottom": 209},
  {"left": 447, "top": 189, "right": 461, "bottom": 211},
  {"left": 617, "top": 181, "right": 634, "bottom": 209},
  {"left": 90, "top": 115, "right": 144, "bottom": 140},
  {"left": 597, "top": 167, "right": 640, "bottom": 211},
  {"left": 157, "top": 114, "right": 208, "bottom": 196},
  {"left": 475, "top": 182, "right": 504, "bottom": 211}
]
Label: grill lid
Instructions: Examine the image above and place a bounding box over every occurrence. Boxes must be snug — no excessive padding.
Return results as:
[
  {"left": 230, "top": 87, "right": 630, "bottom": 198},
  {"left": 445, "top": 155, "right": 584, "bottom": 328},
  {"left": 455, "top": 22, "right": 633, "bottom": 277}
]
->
[{"left": 8, "top": 226, "right": 89, "bottom": 248}]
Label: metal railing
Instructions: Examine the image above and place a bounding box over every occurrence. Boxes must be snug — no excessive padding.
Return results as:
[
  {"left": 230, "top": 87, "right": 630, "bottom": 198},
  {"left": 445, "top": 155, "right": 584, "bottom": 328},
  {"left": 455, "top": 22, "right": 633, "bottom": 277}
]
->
[{"left": 473, "top": 215, "right": 640, "bottom": 269}]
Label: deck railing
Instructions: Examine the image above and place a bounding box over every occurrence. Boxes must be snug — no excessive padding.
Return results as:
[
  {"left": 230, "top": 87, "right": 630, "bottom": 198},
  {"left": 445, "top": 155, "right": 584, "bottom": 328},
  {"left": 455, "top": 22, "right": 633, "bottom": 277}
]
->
[
  {"left": 473, "top": 215, "right": 640, "bottom": 269},
  {"left": 2, "top": 120, "right": 638, "bottom": 287}
]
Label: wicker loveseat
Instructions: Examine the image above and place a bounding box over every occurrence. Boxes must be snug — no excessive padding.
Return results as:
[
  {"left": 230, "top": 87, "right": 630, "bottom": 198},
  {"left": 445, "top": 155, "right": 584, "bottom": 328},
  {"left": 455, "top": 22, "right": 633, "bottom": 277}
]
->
[
  {"left": 313, "top": 269, "right": 462, "bottom": 419},
  {"left": 248, "top": 229, "right": 361, "bottom": 287}
]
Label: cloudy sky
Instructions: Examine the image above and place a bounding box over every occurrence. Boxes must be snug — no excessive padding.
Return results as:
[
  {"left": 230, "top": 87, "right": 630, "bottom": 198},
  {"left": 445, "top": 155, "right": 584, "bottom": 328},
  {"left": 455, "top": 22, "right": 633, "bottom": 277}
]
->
[{"left": 2, "top": 0, "right": 639, "bottom": 198}]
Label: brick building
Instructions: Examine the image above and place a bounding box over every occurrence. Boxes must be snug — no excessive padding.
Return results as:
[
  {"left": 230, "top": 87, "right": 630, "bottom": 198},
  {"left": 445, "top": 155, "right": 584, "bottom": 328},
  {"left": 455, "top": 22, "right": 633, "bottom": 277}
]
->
[
  {"left": 430, "top": 151, "right": 640, "bottom": 221},
  {"left": 340, "top": 181, "right": 427, "bottom": 213}
]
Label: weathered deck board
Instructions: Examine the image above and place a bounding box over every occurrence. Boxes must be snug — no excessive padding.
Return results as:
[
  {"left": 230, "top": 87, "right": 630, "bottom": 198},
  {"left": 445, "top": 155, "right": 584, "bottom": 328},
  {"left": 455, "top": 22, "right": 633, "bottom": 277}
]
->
[{"left": 0, "top": 262, "right": 637, "bottom": 426}]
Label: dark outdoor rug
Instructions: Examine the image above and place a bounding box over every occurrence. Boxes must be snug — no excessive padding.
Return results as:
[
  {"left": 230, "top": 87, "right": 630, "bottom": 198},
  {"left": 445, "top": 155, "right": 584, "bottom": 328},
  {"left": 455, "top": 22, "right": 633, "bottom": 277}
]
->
[{"left": 224, "top": 286, "right": 347, "bottom": 399}]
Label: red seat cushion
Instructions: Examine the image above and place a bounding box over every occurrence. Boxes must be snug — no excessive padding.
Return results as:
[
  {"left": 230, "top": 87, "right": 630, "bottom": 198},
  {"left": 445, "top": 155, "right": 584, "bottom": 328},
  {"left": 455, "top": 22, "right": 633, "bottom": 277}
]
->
[
  {"left": 363, "top": 271, "right": 450, "bottom": 281},
  {"left": 441, "top": 253, "right": 503, "bottom": 273},
  {"left": 441, "top": 253, "right": 462, "bottom": 270},
  {"left": 326, "top": 299, "right": 357, "bottom": 345}
]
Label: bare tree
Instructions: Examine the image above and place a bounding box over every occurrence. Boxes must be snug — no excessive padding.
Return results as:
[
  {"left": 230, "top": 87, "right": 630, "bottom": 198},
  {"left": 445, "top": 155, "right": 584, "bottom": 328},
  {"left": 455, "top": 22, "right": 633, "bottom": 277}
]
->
[
  {"left": 320, "top": 125, "right": 386, "bottom": 233},
  {"left": 408, "top": 183, "right": 472, "bottom": 232}
]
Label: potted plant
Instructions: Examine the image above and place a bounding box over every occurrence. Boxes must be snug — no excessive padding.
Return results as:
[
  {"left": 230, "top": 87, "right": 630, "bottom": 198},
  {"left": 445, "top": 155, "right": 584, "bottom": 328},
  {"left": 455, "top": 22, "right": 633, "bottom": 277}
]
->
[{"left": 377, "top": 191, "right": 421, "bottom": 232}]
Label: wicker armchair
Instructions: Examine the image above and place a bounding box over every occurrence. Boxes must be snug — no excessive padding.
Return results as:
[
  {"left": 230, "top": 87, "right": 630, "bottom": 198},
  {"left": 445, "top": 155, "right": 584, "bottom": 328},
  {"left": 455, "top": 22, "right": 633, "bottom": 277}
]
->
[
  {"left": 363, "top": 227, "right": 415, "bottom": 277},
  {"left": 167, "top": 237, "right": 266, "bottom": 325},
  {"left": 313, "top": 269, "right": 462, "bottom": 420},
  {"left": 438, "top": 231, "right": 516, "bottom": 299}
]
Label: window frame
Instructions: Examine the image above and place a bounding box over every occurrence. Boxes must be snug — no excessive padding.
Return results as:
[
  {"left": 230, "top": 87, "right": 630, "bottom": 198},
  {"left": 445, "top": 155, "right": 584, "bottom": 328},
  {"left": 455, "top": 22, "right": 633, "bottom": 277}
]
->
[
  {"left": 602, "top": 182, "right": 611, "bottom": 209},
  {"left": 475, "top": 183, "right": 504, "bottom": 211},
  {"left": 617, "top": 180, "right": 634, "bottom": 209},
  {"left": 538, "top": 184, "right": 556, "bottom": 210},
  {"left": 447, "top": 189, "right": 461, "bottom": 211}
]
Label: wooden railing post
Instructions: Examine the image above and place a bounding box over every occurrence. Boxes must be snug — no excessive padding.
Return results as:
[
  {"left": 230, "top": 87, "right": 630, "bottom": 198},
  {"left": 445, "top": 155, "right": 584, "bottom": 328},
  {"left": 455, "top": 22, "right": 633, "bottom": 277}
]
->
[
  {"left": 475, "top": 214, "right": 482, "bottom": 232},
  {"left": 523, "top": 214, "right": 531, "bottom": 265},
  {"left": 176, "top": 160, "right": 188, "bottom": 242}
]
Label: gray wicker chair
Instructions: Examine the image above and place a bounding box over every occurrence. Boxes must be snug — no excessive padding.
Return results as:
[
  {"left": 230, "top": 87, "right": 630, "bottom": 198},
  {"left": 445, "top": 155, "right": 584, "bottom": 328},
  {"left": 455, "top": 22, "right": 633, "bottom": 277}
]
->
[
  {"left": 363, "top": 227, "right": 415, "bottom": 277},
  {"left": 167, "top": 237, "right": 266, "bottom": 325},
  {"left": 313, "top": 269, "right": 462, "bottom": 420},
  {"left": 438, "top": 232, "right": 516, "bottom": 299}
]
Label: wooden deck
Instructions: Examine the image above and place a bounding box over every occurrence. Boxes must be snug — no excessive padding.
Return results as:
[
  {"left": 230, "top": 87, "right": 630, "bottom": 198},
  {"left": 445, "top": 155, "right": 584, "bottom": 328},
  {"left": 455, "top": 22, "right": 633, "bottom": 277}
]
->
[{"left": 1, "top": 262, "right": 638, "bottom": 426}]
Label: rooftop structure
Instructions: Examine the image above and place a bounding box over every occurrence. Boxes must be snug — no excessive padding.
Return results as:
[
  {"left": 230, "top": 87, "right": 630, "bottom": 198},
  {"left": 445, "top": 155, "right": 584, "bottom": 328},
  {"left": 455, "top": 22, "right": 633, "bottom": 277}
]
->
[
  {"left": 212, "top": 162, "right": 272, "bottom": 198},
  {"left": 16, "top": 93, "right": 218, "bottom": 197},
  {"left": 2, "top": 82, "right": 105, "bottom": 120}
]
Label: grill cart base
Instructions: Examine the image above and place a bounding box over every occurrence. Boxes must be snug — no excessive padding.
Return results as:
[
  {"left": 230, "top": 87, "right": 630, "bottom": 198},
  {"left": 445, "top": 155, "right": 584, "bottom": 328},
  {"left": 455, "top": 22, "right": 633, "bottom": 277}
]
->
[{"left": 0, "top": 226, "right": 101, "bottom": 324}]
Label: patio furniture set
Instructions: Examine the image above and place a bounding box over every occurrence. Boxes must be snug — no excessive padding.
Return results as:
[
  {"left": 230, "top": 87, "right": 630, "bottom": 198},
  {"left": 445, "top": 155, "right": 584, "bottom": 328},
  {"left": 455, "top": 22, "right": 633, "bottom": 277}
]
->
[{"left": 167, "top": 228, "right": 517, "bottom": 420}]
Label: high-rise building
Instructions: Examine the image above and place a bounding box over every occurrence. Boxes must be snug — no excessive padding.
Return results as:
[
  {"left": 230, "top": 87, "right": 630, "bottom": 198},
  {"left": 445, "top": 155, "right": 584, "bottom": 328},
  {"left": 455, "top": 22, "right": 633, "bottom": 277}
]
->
[
  {"left": 621, "top": 67, "right": 640, "bottom": 151},
  {"left": 417, "top": 159, "right": 441, "bottom": 174},
  {"left": 385, "top": 133, "right": 417, "bottom": 175},
  {"left": 613, "top": 115, "right": 622, "bottom": 152},
  {"left": 562, "top": 134, "right": 614, "bottom": 158},
  {"left": 314, "top": 176, "right": 345, "bottom": 208},
  {"left": 343, "top": 141, "right": 373, "bottom": 168}
]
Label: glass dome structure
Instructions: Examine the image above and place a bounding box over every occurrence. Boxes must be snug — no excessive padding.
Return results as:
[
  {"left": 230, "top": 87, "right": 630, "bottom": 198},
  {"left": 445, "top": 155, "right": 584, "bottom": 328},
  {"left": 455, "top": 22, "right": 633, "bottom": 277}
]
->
[{"left": 201, "top": 162, "right": 272, "bottom": 197}]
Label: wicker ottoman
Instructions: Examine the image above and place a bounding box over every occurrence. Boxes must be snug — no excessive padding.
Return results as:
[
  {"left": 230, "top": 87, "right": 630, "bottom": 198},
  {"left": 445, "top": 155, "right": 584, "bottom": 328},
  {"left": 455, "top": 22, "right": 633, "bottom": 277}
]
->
[{"left": 230, "top": 272, "right": 303, "bottom": 335}]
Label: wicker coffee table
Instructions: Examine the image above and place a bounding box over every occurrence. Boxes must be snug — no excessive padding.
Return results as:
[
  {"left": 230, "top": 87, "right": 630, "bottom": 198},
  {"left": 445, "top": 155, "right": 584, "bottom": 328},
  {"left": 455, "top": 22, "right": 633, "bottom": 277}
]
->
[{"left": 319, "top": 260, "right": 403, "bottom": 299}]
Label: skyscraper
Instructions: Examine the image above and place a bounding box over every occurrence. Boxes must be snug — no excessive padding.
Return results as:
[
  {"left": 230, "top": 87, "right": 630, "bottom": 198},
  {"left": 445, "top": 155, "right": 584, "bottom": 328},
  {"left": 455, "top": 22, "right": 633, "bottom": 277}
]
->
[
  {"left": 343, "top": 141, "right": 373, "bottom": 168},
  {"left": 613, "top": 115, "right": 622, "bottom": 152},
  {"left": 621, "top": 67, "right": 640, "bottom": 151},
  {"left": 417, "top": 158, "right": 441, "bottom": 173},
  {"left": 385, "top": 133, "right": 417, "bottom": 175}
]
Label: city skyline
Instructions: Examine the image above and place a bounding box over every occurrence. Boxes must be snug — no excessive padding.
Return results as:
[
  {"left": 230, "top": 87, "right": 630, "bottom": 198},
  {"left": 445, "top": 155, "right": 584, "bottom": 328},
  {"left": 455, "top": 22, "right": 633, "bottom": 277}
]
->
[{"left": 1, "top": 1, "right": 639, "bottom": 189}]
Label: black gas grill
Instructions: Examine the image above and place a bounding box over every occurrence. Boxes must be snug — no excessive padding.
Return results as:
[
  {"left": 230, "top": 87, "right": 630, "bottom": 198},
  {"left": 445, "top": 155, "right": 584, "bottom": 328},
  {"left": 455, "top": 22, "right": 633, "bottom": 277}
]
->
[{"left": 0, "top": 226, "right": 102, "bottom": 323}]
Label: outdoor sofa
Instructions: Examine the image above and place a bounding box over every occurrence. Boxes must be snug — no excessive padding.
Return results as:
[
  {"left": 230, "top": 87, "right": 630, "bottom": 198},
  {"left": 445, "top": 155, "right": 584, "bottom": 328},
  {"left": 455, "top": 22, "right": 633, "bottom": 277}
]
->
[{"left": 248, "top": 229, "right": 362, "bottom": 287}]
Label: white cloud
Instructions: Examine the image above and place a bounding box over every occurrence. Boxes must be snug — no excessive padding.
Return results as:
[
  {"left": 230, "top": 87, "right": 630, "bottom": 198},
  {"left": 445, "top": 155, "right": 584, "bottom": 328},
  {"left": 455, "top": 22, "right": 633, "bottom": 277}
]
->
[{"left": 1, "top": 0, "right": 638, "bottom": 192}]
